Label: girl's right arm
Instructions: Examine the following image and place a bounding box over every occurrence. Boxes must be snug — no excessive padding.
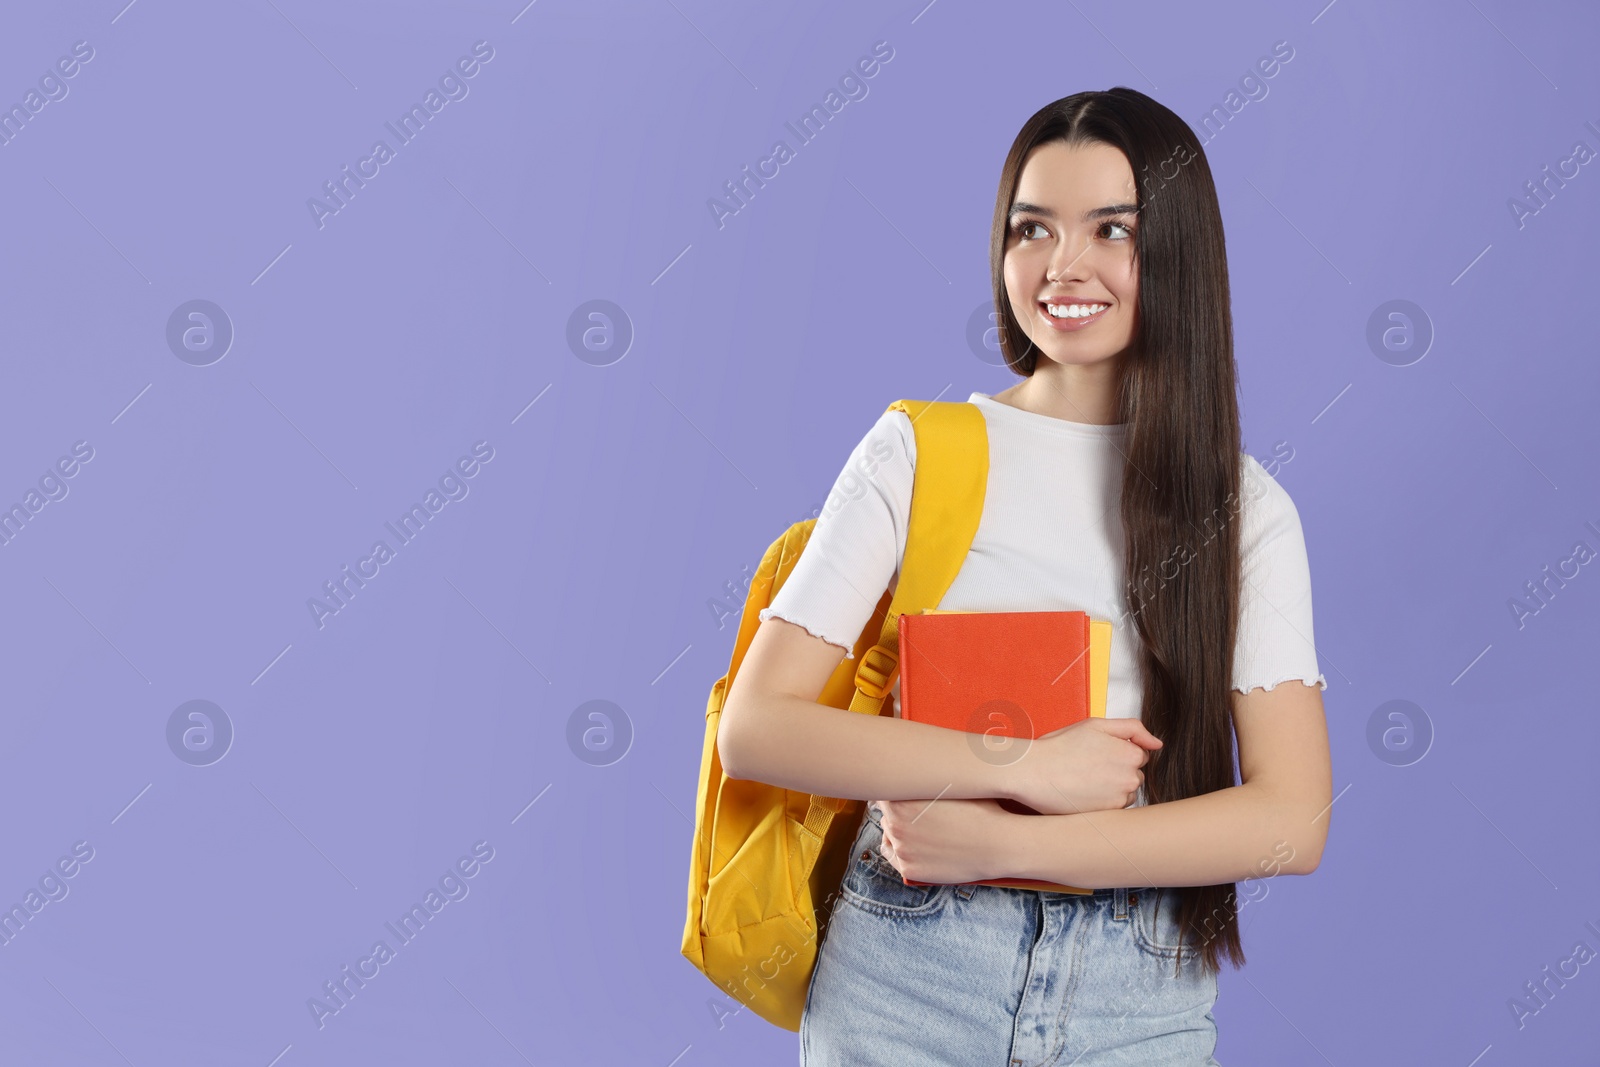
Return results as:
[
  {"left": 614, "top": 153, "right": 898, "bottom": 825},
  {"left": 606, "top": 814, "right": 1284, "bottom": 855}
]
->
[
  {"left": 718, "top": 616, "right": 1164, "bottom": 813},
  {"left": 718, "top": 615, "right": 1009, "bottom": 803}
]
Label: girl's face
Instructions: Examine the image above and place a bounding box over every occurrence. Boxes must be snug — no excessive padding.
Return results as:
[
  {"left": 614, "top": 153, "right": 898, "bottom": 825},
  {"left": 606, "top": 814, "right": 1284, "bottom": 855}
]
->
[{"left": 1002, "top": 140, "right": 1141, "bottom": 371}]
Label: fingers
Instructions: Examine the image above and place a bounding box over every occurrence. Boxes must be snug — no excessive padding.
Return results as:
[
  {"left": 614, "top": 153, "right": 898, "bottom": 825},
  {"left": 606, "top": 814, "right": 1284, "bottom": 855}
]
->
[
  {"left": 1087, "top": 717, "right": 1164, "bottom": 749},
  {"left": 1128, "top": 722, "right": 1164, "bottom": 749}
]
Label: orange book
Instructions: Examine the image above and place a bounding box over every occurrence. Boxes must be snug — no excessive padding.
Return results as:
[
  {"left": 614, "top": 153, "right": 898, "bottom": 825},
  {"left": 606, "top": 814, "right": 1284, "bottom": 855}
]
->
[{"left": 896, "top": 608, "right": 1111, "bottom": 894}]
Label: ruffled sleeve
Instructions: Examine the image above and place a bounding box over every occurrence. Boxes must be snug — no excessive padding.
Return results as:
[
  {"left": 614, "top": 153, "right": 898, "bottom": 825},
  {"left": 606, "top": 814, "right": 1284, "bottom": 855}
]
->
[
  {"left": 1232, "top": 456, "right": 1328, "bottom": 695},
  {"left": 757, "top": 409, "right": 915, "bottom": 659}
]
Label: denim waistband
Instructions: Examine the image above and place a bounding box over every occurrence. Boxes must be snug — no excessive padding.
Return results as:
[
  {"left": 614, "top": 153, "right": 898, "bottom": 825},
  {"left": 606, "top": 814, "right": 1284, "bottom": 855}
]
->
[{"left": 929, "top": 883, "right": 1164, "bottom": 928}]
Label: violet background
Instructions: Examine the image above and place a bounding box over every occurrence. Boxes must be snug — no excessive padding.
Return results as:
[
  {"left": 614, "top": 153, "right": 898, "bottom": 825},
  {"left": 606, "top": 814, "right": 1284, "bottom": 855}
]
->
[{"left": 1, "top": 0, "right": 1596, "bottom": 1063}]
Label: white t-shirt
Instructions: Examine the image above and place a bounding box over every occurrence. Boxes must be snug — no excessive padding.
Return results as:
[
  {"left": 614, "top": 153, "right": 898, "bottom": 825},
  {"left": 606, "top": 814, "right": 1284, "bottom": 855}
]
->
[{"left": 758, "top": 392, "right": 1326, "bottom": 804}]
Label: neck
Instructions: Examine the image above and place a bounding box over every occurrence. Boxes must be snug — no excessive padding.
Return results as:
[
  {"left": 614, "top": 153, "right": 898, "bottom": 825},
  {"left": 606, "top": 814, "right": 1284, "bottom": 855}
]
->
[{"left": 999, "top": 354, "right": 1125, "bottom": 426}]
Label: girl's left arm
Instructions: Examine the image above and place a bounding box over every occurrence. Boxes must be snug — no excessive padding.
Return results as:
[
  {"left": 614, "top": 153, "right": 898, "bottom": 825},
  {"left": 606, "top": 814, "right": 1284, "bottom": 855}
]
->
[{"left": 1002, "top": 679, "right": 1332, "bottom": 886}]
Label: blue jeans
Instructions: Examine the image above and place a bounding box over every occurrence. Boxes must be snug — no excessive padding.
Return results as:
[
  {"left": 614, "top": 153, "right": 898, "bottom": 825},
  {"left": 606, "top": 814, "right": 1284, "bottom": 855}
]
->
[{"left": 801, "top": 805, "right": 1222, "bottom": 1066}]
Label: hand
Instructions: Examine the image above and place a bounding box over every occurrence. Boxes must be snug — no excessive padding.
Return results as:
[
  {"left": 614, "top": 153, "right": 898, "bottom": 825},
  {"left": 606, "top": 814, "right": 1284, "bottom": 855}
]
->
[
  {"left": 1000, "top": 718, "right": 1163, "bottom": 816},
  {"left": 871, "top": 797, "right": 1016, "bottom": 884}
]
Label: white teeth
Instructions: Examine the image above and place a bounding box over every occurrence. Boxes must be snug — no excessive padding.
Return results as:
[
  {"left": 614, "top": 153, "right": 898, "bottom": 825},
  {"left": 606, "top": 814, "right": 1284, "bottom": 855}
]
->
[{"left": 1045, "top": 302, "right": 1108, "bottom": 319}]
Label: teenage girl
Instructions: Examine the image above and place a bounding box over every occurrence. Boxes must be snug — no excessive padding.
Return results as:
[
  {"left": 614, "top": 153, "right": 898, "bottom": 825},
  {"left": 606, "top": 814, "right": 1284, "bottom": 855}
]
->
[{"left": 718, "top": 88, "right": 1332, "bottom": 1066}]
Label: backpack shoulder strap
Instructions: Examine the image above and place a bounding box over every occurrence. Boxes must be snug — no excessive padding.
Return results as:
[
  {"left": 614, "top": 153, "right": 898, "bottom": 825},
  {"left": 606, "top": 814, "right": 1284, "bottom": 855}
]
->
[{"left": 845, "top": 398, "right": 987, "bottom": 716}]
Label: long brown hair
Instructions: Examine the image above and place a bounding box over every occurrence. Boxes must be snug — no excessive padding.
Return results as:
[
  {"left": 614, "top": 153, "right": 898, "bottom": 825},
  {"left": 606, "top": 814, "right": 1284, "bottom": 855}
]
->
[{"left": 989, "top": 87, "right": 1246, "bottom": 976}]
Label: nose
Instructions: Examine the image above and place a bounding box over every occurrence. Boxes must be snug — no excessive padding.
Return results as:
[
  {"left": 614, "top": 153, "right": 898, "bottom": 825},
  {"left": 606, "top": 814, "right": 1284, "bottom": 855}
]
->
[{"left": 1045, "top": 233, "right": 1093, "bottom": 284}]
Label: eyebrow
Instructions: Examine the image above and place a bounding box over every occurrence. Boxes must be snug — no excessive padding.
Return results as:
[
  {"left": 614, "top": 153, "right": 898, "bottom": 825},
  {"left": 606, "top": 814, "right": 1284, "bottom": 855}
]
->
[{"left": 1008, "top": 201, "right": 1139, "bottom": 223}]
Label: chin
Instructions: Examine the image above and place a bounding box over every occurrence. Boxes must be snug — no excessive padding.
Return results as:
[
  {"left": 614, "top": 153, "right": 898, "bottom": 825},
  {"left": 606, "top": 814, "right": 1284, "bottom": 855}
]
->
[{"left": 1032, "top": 343, "right": 1127, "bottom": 369}]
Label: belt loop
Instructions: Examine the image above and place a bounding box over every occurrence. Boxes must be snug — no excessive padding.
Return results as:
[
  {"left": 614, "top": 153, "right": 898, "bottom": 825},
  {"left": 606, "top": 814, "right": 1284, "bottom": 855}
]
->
[{"left": 1114, "top": 885, "right": 1129, "bottom": 920}]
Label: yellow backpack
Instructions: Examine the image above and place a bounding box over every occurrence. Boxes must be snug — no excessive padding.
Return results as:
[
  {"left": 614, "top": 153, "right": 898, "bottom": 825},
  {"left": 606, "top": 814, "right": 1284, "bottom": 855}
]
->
[{"left": 679, "top": 398, "right": 989, "bottom": 1032}]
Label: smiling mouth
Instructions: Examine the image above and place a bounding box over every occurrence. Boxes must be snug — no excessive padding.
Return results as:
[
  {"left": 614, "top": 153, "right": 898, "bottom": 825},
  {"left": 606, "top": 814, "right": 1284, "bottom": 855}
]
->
[
  {"left": 1037, "top": 300, "right": 1110, "bottom": 327},
  {"left": 1040, "top": 300, "right": 1109, "bottom": 319}
]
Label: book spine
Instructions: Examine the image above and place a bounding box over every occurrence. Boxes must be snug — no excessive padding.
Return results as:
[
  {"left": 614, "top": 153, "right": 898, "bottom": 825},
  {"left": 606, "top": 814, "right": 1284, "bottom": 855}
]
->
[{"left": 897, "top": 614, "right": 914, "bottom": 719}]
